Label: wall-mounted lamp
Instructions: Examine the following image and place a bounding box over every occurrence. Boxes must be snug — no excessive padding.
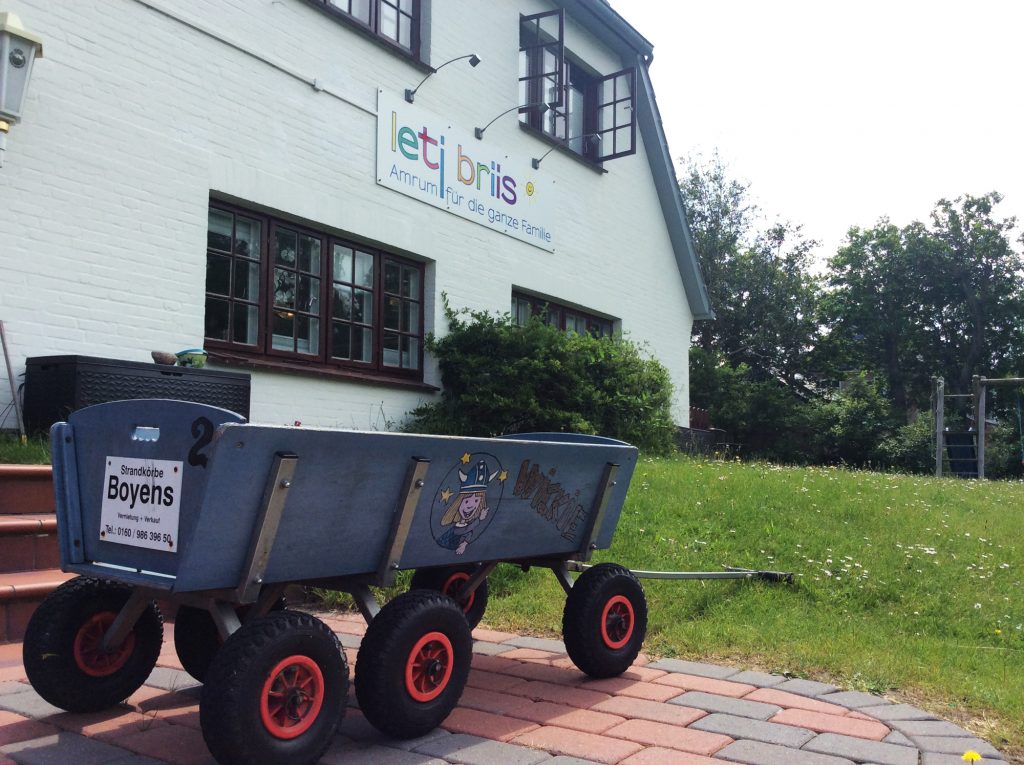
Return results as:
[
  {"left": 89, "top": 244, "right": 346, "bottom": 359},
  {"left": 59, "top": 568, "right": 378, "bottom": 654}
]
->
[
  {"left": 405, "top": 53, "right": 480, "bottom": 103},
  {"left": 532, "top": 133, "right": 602, "bottom": 169},
  {"left": 0, "top": 12, "right": 43, "bottom": 169},
  {"left": 475, "top": 102, "right": 549, "bottom": 140}
]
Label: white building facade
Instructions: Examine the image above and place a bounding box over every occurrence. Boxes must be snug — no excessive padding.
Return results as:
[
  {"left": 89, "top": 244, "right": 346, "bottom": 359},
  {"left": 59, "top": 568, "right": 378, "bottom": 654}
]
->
[{"left": 0, "top": 0, "right": 711, "bottom": 431}]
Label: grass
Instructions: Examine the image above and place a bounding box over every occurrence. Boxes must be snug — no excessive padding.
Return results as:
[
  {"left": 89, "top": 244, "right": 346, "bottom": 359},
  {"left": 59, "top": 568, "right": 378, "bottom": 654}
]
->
[
  {"left": 0, "top": 433, "right": 50, "bottom": 464},
  {"left": 477, "top": 456, "right": 1024, "bottom": 757}
]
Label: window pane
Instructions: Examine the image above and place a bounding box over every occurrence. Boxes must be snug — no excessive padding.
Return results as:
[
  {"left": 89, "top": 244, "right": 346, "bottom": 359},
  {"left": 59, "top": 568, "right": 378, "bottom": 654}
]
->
[
  {"left": 402, "top": 300, "right": 419, "bottom": 333},
  {"left": 353, "top": 289, "right": 373, "bottom": 324},
  {"left": 275, "top": 229, "right": 297, "bottom": 266},
  {"left": 331, "top": 322, "right": 351, "bottom": 359},
  {"left": 398, "top": 0, "right": 413, "bottom": 12},
  {"left": 205, "top": 298, "right": 230, "bottom": 340},
  {"left": 206, "top": 254, "right": 231, "bottom": 296},
  {"left": 384, "top": 262, "right": 400, "bottom": 293},
  {"left": 274, "top": 268, "right": 296, "bottom": 309},
  {"left": 297, "top": 275, "right": 320, "bottom": 314},
  {"left": 380, "top": 1, "right": 399, "bottom": 40},
  {"left": 384, "top": 295, "right": 401, "bottom": 330},
  {"left": 402, "top": 336, "right": 420, "bottom": 370},
  {"left": 382, "top": 332, "right": 400, "bottom": 367},
  {"left": 298, "top": 235, "right": 320, "bottom": 273},
  {"left": 235, "top": 217, "right": 261, "bottom": 259},
  {"left": 615, "top": 126, "right": 632, "bottom": 154},
  {"left": 401, "top": 267, "right": 419, "bottom": 298},
  {"left": 234, "top": 259, "right": 259, "bottom": 300},
  {"left": 333, "top": 285, "right": 352, "bottom": 320},
  {"left": 233, "top": 304, "right": 258, "bottom": 345},
  {"left": 333, "top": 244, "right": 353, "bottom": 282},
  {"left": 398, "top": 12, "right": 411, "bottom": 47},
  {"left": 297, "top": 316, "right": 319, "bottom": 355},
  {"left": 208, "top": 210, "right": 232, "bottom": 252},
  {"left": 353, "top": 327, "right": 373, "bottom": 362},
  {"left": 272, "top": 313, "right": 294, "bottom": 350},
  {"left": 355, "top": 251, "right": 373, "bottom": 287}
]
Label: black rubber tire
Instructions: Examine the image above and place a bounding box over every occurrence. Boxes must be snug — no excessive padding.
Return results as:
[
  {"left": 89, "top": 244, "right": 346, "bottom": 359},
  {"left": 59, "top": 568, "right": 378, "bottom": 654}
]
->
[
  {"left": 174, "top": 597, "right": 286, "bottom": 683},
  {"left": 409, "top": 566, "right": 489, "bottom": 629},
  {"left": 355, "top": 589, "right": 472, "bottom": 739},
  {"left": 22, "top": 576, "right": 163, "bottom": 712},
  {"left": 200, "top": 610, "right": 347, "bottom": 765},
  {"left": 562, "top": 563, "right": 648, "bottom": 678}
]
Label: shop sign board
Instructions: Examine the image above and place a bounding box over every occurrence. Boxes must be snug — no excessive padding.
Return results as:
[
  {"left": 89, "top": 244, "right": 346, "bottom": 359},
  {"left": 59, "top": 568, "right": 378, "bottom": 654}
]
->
[{"left": 377, "top": 90, "right": 556, "bottom": 253}]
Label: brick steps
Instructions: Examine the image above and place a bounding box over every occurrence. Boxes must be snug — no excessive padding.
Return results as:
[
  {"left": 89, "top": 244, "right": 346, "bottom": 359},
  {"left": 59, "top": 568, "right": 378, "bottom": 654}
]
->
[{"left": 0, "top": 465, "right": 63, "bottom": 643}]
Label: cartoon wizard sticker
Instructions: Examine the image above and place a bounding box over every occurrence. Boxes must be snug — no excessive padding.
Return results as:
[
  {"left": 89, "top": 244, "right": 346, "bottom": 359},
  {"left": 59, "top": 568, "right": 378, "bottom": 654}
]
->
[{"left": 438, "top": 457, "right": 501, "bottom": 555}]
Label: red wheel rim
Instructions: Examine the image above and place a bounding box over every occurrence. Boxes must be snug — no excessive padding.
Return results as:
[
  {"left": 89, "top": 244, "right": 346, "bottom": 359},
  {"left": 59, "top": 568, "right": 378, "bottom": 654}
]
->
[
  {"left": 260, "top": 655, "right": 325, "bottom": 740},
  {"left": 442, "top": 572, "right": 475, "bottom": 614},
  {"left": 600, "top": 595, "right": 635, "bottom": 650},
  {"left": 73, "top": 612, "right": 135, "bottom": 677},
  {"left": 405, "top": 631, "right": 454, "bottom": 703}
]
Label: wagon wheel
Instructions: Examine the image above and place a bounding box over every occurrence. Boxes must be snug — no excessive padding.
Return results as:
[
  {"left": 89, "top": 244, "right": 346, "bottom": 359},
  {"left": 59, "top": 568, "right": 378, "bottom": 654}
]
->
[
  {"left": 174, "top": 597, "right": 287, "bottom": 683},
  {"left": 355, "top": 590, "right": 472, "bottom": 739},
  {"left": 22, "top": 577, "right": 163, "bottom": 712},
  {"left": 200, "top": 610, "right": 347, "bottom": 765},
  {"left": 409, "top": 566, "right": 489, "bottom": 629},
  {"left": 562, "top": 563, "right": 647, "bottom": 678}
]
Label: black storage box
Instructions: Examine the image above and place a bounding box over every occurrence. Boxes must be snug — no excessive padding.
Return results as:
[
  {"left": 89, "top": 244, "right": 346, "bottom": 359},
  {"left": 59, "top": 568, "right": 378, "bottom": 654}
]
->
[{"left": 24, "top": 355, "right": 251, "bottom": 433}]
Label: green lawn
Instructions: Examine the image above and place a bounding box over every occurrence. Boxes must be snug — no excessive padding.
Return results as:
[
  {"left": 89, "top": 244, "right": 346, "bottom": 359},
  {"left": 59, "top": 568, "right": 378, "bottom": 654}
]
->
[{"left": 483, "top": 457, "right": 1024, "bottom": 755}]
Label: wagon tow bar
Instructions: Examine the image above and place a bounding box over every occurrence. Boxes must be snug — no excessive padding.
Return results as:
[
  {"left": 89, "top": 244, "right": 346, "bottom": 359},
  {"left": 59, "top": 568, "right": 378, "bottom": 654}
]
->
[{"left": 566, "top": 562, "right": 793, "bottom": 584}]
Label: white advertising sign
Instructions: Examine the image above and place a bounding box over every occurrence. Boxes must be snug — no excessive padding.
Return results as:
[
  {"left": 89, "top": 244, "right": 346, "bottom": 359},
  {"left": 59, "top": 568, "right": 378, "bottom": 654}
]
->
[
  {"left": 99, "top": 456, "right": 183, "bottom": 552},
  {"left": 376, "top": 90, "right": 557, "bottom": 252}
]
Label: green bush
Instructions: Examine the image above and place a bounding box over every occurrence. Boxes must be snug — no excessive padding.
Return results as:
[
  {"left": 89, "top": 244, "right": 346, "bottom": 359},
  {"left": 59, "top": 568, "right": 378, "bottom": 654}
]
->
[
  {"left": 875, "top": 414, "right": 934, "bottom": 474},
  {"left": 807, "top": 374, "right": 898, "bottom": 467},
  {"left": 403, "top": 301, "right": 678, "bottom": 454}
]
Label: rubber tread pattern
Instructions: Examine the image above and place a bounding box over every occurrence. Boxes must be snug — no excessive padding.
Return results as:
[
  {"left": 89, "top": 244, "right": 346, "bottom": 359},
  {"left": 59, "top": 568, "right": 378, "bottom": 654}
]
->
[
  {"left": 409, "top": 566, "right": 490, "bottom": 629},
  {"left": 200, "top": 610, "right": 347, "bottom": 765},
  {"left": 355, "top": 589, "right": 472, "bottom": 739},
  {"left": 22, "top": 576, "right": 163, "bottom": 712},
  {"left": 562, "top": 563, "right": 648, "bottom": 678}
]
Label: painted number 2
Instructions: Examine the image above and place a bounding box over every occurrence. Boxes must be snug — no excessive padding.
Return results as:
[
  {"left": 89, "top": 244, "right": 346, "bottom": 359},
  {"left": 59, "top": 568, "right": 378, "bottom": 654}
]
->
[{"left": 188, "top": 416, "right": 214, "bottom": 468}]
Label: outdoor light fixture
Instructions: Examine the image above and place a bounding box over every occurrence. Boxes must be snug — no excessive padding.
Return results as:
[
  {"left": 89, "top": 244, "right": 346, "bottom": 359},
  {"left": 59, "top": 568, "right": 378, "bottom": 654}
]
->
[
  {"left": 405, "top": 53, "right": 480, "bottom": 103},
  {"left": 532, "top": 132, "right": 602, "bottom": 169},
  {"left": 475, "top": 102, "right": 550, "bottom": 140},
  {"left": 0, "top": 12, "right": 43, "bottom": 168}
]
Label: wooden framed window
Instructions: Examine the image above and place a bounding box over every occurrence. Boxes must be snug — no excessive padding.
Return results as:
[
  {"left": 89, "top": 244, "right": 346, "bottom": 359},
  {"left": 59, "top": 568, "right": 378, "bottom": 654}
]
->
[
  {"left": 318, "top": 0, "right": 419, "bottom": 56},
  {"left": 518, "top": 11, "right": 637, "bottom": 163},
  {"left": 205, "top": 202, "right": 425, "bottom": 381},
  {"left": 511, "top": 293, "right": 614, "bottom": 338}
]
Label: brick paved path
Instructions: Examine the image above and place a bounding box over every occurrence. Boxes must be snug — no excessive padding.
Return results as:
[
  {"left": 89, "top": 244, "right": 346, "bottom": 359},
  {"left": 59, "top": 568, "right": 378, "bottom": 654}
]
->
[{"left": 0, "top": 612, "right": 1005, "bottom": 765}]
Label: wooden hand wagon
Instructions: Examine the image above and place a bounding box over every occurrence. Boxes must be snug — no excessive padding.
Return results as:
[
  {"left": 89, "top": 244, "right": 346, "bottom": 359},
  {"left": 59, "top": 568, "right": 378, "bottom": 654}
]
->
[{"left": 24, "top": 399, "right": 645, "bottom": 765}]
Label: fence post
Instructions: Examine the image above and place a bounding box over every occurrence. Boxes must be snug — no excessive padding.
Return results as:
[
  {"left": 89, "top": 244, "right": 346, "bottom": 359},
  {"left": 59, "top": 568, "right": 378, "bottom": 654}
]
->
[
  {"left": 933, "top": 377, "right": 944, "bottom": 477},
  {"left": 973, "top": 375, "right": 985, "bottom": 480}
]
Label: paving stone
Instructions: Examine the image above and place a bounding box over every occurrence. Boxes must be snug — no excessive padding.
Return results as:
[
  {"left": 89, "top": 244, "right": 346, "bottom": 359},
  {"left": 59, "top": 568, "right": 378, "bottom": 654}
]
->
[
  {"left": 335, "top": 631, "right": 363, "bottom": 649},
  {"left": 770, "top": 708, "right": 890, "bottom": 740},
  {"left": 691, "top": 712, "right": 815, "bottom": 747},
  {"left": 727, "top": 671, "right": 786, "bottom": 688},
  {"left": 441, "top": 707, "right": 540, "bottom": 741},
  {"left": 0, "top": 688, "right": 63, "bottom": 719},
  {"left": 645, "top": 659, "right": 738, "bottom": 679},
  {"left": 504, "top": 636, "right": 567, "bottom": 654},
  {"left": 114, "top": 723, "right": 211, "bottom": 765},
  {"left": 473, "top": 641, "right": 516, "bottom": 656},
  {"left": 320, "top": 740, "right": 448, "bottom": 765},
  {"left": 604, "top": 718, "right": 731, "bottom": 756},
  {"left": 619, "top": 749, "right": 720, "bottom": 765},
  {"left": 883, "top": 731, "right": 915, "bottom": 747},
  {"left": 653, "top": 673, "right": 755, "bottom": 698},
  {"left": 815, "top": 691, "right": 888, "bottom": 709},
  {"left": 921, "top": 754, "right": 1004, "bottom": 765},
  {"left": 582, "top": 677, "right": 685, "bottom": 702},
  {"left": 142, "top": 667, "right": 199, "bottom": 692},
  {"left": 0, "top": 683, "right": 29, "bottom": 697},
  {"left": 802, "top": 732, "right": 919, "bottom": 765},
  {"left": 887, "top": 720, "right": 970, "bottom": 737},
  {"left": 744, "top": 689, "right": 850, "bottom": 717},
  {"left": 0, "top": 732, "right": 134, "bottom": 765},
  {"left": 858, "top": 704, "right": 937, "bottom": 722},
  {"left": 415, "top": 732, "right": 551, "bottom": 765},
  {"left": 545, "top": 757, "right": 603, "bottom": 765},
  {"left": 716, "top": 739, "right": 854, "bottom": 765},
  {"left": 503, "top": 680, "right": 611, "bottom": 709},
  {"left": 512, "top": 727, "right": 642, "bottom": 765},
  {"left": 379, "top": 727, "right": 451, "bottom": 752},
  {"left": 508, "top": 701, "right": 625, "bottom": 734},
  {"left": 773, "top": 679, "right": 840, "bottom": 698},
  {"left": 591, "top": 697, "right": 705, "bottom": 728},
  {"left": 668, "top": 692, "right": 780, "bottom": 721},
  {"left": 907, "top": 735, "right": 1002, "bottom": 758},
  {"left": 0, "top": 710, "right": 58, "bottom": 746}
]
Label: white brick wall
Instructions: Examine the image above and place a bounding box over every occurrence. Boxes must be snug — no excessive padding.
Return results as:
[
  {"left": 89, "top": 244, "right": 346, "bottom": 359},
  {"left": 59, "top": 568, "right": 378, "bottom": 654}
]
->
[{"left": 0, "top": 0, "right": 694, "bottom": 432}]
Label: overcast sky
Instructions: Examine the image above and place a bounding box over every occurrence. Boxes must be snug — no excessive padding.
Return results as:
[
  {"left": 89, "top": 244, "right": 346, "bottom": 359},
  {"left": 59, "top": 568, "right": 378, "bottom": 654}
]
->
[{"left": 615, "top": 0, "right": 1024, "bottom": 261}]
